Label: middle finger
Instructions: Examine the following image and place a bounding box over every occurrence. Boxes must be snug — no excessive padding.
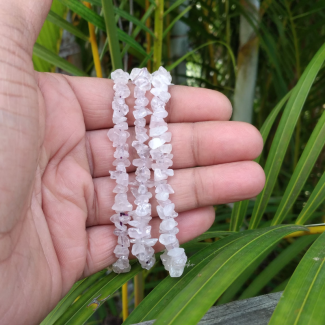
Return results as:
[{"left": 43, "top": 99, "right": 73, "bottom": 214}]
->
[{"left": 86, "top": 121, "right": 263, "bottom": 178}]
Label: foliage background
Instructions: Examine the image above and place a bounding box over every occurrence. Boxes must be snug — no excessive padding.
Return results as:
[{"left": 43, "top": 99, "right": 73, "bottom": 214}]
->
[{"left": 35, "top": 0, "right": 325, "bottom": 324}]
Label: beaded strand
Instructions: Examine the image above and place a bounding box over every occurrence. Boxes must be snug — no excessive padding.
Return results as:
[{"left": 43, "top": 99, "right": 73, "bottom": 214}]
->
[
  {"left": 149, "top": 67, "right": 187, "bottom": 277},
  {"left": 107, "top": 70, "right": 133, "bottom": 273},
  {"left": 128, "top": 68, "right": 158, "bottom": 270}
]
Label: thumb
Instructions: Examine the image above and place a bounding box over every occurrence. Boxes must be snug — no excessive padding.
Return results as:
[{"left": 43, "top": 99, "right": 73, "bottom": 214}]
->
[
  {"left": 0, "top": 0, "right": 52, "bottom": 232},
  {"left": 1, "top": 0, "right": 53, "bottom": 54}
]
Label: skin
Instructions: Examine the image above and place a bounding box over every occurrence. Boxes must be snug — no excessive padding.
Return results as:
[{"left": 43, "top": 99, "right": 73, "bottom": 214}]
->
[{"left": 0, "top": 1, "right": 265, "bottom": 324}]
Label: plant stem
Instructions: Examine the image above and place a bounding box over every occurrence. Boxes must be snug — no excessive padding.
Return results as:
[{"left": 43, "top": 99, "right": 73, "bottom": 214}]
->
[
  {"left": 153, "top": 0, "right": 164, "bottom": 71},
  {"left": 134, "top": 272, "right": 144, "bottom": 307},
  {"left": 101, "top": 0, "right": 123, "bottom": 70},
  {"left": 284, "top": 225, "right": 325, "bottom": 238},
  {"left": 84, "top": 2, "right": 103, "bottom": 77},
  {"left": 145, "top": 0, "right": 152, "bottom": 72},
  {"left": 122, "top": 282, "right": 128, "bottom": 320}
]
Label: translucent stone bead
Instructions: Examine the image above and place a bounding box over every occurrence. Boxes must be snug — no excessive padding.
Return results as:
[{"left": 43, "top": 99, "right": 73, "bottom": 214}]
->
[
  {"left": 150, "top": 115, "right": 167, "bottom": 127},
  {"left": 114, "top": 245, "right": 129, "bottom": 257},
  {"left": 132, "top": 243, "right": 145, "bottom": 255},
  {"left": 159, "top": 233, "right": 177, "bottom": 246},
  {"left": 135, "top": 97, "right": 149, "bottom": 106},
  {"left": 134, "top": 118, "right": 146, "bottom": 127},
  {"left": 113, "top": 184, "right": 128, "bottom": 193},
  {"left": 150, "top": 88, "right": 172, "bottom": 103},
  {"left": 118, "top": 235, "right": 130, "bottom": 247},
  {"left": 110, "top": 213, "right": 131, "bottom": 224},
  {"left": 149, "top": 137, "right": 165, "bottom": 149},
  {"left": 114, "top": 221, "right": 127, "bottom": 231},
  {"left": 136, "top": 203, "right": 151, "bottom": 216},
  {"left": 138, "top": 184, "right": 148, "bottom": 194},
  {"left": 153, "top": 110, "right": 169, "bottom": 118},
  {"left": 165, "top": 240, "right": 180, "bottom": 251},
  {"left": 113, "top": 84, "right": 131, "bottom": 98},
  {"left": 111, "top": 69, "right": 130, "bottom": 83},
  {"left": 114, "top": 146, "right": 129, "bottom": 159},
  {"left": 133, "top": 158, "right": 152, "bottom": 168},
  {"left": 163, "top": 203, "right": 176, "bottom": 216},
  {"left": 136, "top": 132, "right": 149, "bottom": 142},
  {"left": 156, "top": 183, "right": 174, "bottom": 194},
  {"left": 151, "top": 96, "right": 165, "bottom": 110},
  {"left": 128, "top": 228, "right": 143, "bottom": 239},
  {"left": 134, "top": 87, "right": 146, "bottom": 98},
  {"left": 168, "top": 248, "right": 187, "bottom": 278},
  {"left": 112, "top": 257, "right": 131, "bottom": 273},
  {"left": 149, "top": 126, "right": 168, "bottom": 137},
  {"left": 152, "top": 66, "right": 172, "bottom": 85},
  {"left": 144, "top": 238, "right": 158, "bottom": 246},
  {"left": 133, "top": 108, "right": 152, "bottom": 119},
  {"left": 112, "top": 193, "right": 133, "bottom": 212},
  {"left": 155, "top": 191, "right": 169, "bottom": 201},
  {"left": 150, "top": 145, "right": 172, "bottom": 157},
  {"left": 134, "top": 193, "right": 152, "bottom": 205},
  {"left": 134, "top": 78, "right": 151, "bottom": 91},
  {"left": 113, "top": 158, "right": 131, "bottom": 167},
  {"left": 116, "top": 173, "right": 129, "bottom": 187},
  {"left": 130, "top": 68, "right": 142, "bottom": 81},
  {"left": 152, "top": 77, "right": 169, "bottom": 91},
  {"left": 160, "top": 218, "right": 178, "bottom": 232},
  {"left": 160, "top": 132, "right": 172, "bottom": 142},
  {"left": 140, "top": 256, "right": 155, "bottom": 270},
  {"left": 135, "top": 166, "right": 151, "bottom": 179}
]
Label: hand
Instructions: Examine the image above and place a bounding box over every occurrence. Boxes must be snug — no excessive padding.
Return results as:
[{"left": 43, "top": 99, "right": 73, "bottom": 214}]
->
[{"left": 0, "top": 1, "right": 265, "bottom": 324}]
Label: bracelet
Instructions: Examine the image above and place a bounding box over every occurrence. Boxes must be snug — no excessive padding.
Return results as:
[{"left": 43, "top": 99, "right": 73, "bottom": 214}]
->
[
  {"left": 108, "top": 67, "right": 187, "bottom": 277},
  {"left": 128, "top": 68, "right": 158, "bottom": 270},
  {"left": 149, "top": 67, "right": 187, "bottom": 277},
  {"left": 107, "top": 69, "right": 133, "bottom": 273}
]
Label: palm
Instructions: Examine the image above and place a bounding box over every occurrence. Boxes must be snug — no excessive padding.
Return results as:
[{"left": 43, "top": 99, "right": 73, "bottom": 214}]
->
[{"left": 0, "top": 24, "right": 265, "bottom": 325}]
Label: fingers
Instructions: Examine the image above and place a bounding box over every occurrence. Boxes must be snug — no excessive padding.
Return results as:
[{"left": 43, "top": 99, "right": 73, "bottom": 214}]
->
[
  {"left": 87, "top": 121, "right": 263, "bottom": 177},
  {"left": 87, "top": 161, "right": 265, "bottom": 227},
  {"left": 62, "top": 75, "right": 232, "bottom": 130},
  {"left": 83, "top": 207, "right": 215, "bottom": 277}
]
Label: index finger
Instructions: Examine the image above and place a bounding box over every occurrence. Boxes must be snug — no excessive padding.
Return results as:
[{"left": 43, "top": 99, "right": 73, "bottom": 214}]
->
[{"left": 62, "top": 75, "right": 233, "bottom": 130}]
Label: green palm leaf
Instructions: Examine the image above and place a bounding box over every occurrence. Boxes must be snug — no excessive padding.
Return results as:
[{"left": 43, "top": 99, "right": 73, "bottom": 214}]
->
[
  {"left": 240, "top": 235, "right": 317, "bottom": 299},
  {"left": 46, "top": 10, "right": 89, "bottom": 41},
  {"left": 295, "top": 171, "right": 325, "bottom": 225},
  {"left": 269, "top": 232, "right": 325, "bottom": 324},
  {"left": 153, "top": 225, "right": 306, "bottom": 325},
  {"left": 114, "top": 7, "right": 155, "bottom": 38},
  {"left": 33, "top": 43, "right": 88, "bottom": 76},
  {"left": 58, "top": 0, "right": 147, "bottom": 59},
  {"left": 120, "top": 3, "right": 156, "bottom": 58},
  {"left": 33, "top": 0, "right": 67, "bottom": 72},
  {"left": 40, "top": 269, "right": 107, "bottom": 325},
  {"left": 53, "top": 262, "right": 142, "bottom": 324},
  {"left": 123, "top": 233, "right": 243, "bottom": 324},
  {"left": 217, "top": 246, "right": 275, "bottom": 305},
  {"left": 230, "top": 90, "right": 292, "bottom": 231},
  {"left": 249, "top": 43, "right": 325, "bottom": 229},
  {"left": 167, "top": 41, "right": 236, "bottom": 74},
  {"left": 272, "top": 110, "right": 325, "bottom": 225},
  {"left": 164, "top": 0, "right": 188, "bottom": 16},
  {"left": 163, "top": 6, "right": 192, "bottom": 38}
]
